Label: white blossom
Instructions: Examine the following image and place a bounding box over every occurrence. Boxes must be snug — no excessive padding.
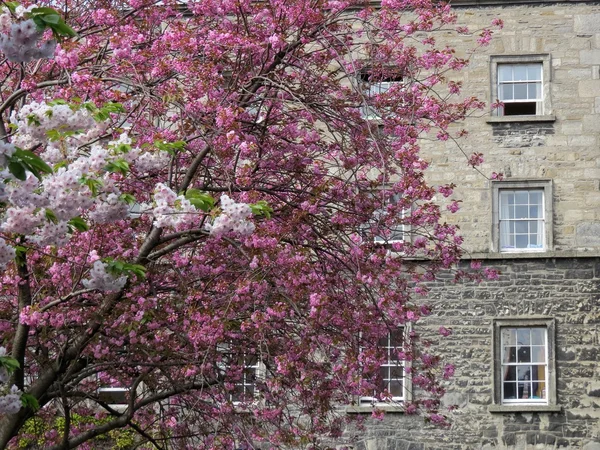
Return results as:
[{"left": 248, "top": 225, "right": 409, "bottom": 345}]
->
[
  {"left": 82, "top": 260, "right": 127, "bottom": 292},
  {"left": 205, "top": 195, "right": 255, "bottom": 237},
  {"left": 152, "top": 183, "right": 197, "bottom": 229}
]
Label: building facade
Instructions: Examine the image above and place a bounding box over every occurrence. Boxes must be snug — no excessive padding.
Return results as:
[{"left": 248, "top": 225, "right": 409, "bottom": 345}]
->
[{"left": 348, "top": 1, "right": 600, "bottom": 449}]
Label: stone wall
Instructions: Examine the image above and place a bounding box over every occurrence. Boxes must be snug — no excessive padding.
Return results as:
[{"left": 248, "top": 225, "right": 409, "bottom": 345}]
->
[
  {"left": 343, "top": 3, "right": 600, "bottom": 449},
  {"left": 418, "top": 1, "right": 600, "bottom": 254},
  {"left": 344, "top": 257, "right": 600, "bottom": 450}
]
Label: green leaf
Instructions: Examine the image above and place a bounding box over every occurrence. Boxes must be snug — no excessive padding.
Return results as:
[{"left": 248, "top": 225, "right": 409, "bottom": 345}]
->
[
  {"left": 119, "top": 193, "right": 136, "bottom": 205},
  {"left": 80, "top": 177, "right": 103, "bottom": 196},
  {"left": 48, "top": 99, "right": 68, "bottom": 106},
  {"left": 21, "top": 394, "right": 40, "bottom": 411},
  {"left": 249, "top": 200, "right": 273, "bottom": 219},
  {"left": 29, "top": 7, "right": 62, "bottom": 15},
  {"left": 5, "top": 2, "right": 19, "bottom": 14},
  {"left": 105, "top": 159, "right": 130, "bottom": 176},
  {"left": 184, "top": 189, "right": 215, "bottom": 212},
  {"left": 155, "top": 140, "right": 186, "bottom": 155},
  {"left": 40, "top": 14, "right": 60, "bottom": 25},
  {"left": 31, "top": 15, "right": 45, "bottom": 30},
  {"left": 0, "top": 355, "right": 20, "bottom": 371},
  {"left": 48, "top": 21, "right": 76, "bottom": 38},
  {"left": 67, "top": 217, "right": 89, "bottom": 232},
  {"left": 45, "top": 209, "right": 58, "bottom": 224},
  {"left": 82, "top": 102, "right": 98, "bottom": 113},
  {"left": 14, "top": 149, "right": 53, "bottom": 176},
  {"left": 8, "top": 161, "right": 26, "bottom": 181},
  {"left": 26, "top": 114, "right": 40, "bottom": 126},
  {"left": 114, "top": 143, "right": 131, "bottom": 154},
  {"left": 104, "top": 259, "right": 146, "bottom": 280}
]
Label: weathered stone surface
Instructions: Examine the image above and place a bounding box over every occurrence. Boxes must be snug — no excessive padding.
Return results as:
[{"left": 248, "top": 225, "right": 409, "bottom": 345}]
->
[
  {"left": 344, "top": 2, "right": 600, "bottom": 449},
  {"left": 344, "top": 257, "right": 600, "bottom": 450}
]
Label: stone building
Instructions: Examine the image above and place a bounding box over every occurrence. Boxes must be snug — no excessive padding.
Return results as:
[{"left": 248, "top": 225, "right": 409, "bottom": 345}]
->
[{"left": 347, "top": 1, "right": 600, "bottom": 449}]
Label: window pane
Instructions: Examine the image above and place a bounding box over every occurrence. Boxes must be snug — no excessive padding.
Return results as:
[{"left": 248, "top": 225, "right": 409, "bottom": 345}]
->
[
  {"left": 531, "top": 346, "right": 546, "bottom": 363},
  {"left": 532, "top": 365, "right": 546, "bottom": 382},
  {"left": 504, "top": 382, "right": 517, "bottom": 399},
  {"left": 390, "top": 329, "right": 403, "bottom": 346},
  {"left": 389, "top": 380, "right": 403, "bottom": 397},
  {"left": 500, "top": 84, "right": 513, "bottom": 101},
  {"left": 527, "top": 83, "right": 540, "bottom": 100},
  {"left": 529, "top": 220, "right": 538, "bottom": 233},
  {"left": 498, "top": 65, "right": 512, "bottom": 82},
  {"left": 501, "top": 328, "right": 516, "bottom": 345},
  {"left": 390, "top": 365, "right": 403, "bottom": 379},
  {"left": 527, "top": 64, "right": 542, "bottom": 80},
  {"left": 517, "top": 346, "right": 531, "bottom": 363},
  {"left": 503, "top": 346, "right": 517, "bottom": 363},
  {"left": 530, "top": 190, "right": 543, "bottom": 205},
  {"left": 516, "top": 220, "right": 528, "bottom": 233},
  {"left": 514, "top": 83, "right": 528, "bottom": 99},
  {"left": 503, "top": 366, "right": 516, "bottom": 382},
  {"left": 529, "top": 205, "right": 539, "bottom": 218},
  {"left": 516, "top": 235, "right": 528, "bottom": 248},
  {"left": 532, "top": 380, "right": 546, "bottom": 399},
  {"left": 517, "top": 328, "right": 530, "bottom": 345},
  {"left": 515, "top": 191, "right": 529, "bottom": 204},
  {"left": 515, "top": 205, "right": 528, "bottom": 219},
  {"left": 517, "top": 365, "right": 532, "bottom": 381},
  {"left": 379, "top": 365, "right": 390, "bottom": 380},
  {"left": 531, "top": 328, "right": 545, "bottom": 345},
  {"left": 519, "top": 381, "right": 532, "bottom": 399},
  {"left": 514, "top": 65, "right": 528, "bottom": 81}
]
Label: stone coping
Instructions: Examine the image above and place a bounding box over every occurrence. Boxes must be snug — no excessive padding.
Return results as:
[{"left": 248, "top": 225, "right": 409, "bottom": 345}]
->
[
  {"left": 485, "top": 115, "right": 556, "bottom": 124},
  {"left": 449, "top": 0, "right": 596, "bottom": 6},
  {"left": 488, "top": 405, "right": 562, "bottom": 413},
  {"left": 465, "top": 250, "right": 600, "bottom": 260},
  {"left": 345, "top": 405, "right": 405, "bottom": 414}
]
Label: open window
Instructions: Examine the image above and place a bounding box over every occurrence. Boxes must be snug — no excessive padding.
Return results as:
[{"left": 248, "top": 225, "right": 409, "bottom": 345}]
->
[
  {"left": 359, "top": 70, "right": 404, "bottom": 120},
  {"left": 490, "top": 54, "right": 552, "bottom": 119}
]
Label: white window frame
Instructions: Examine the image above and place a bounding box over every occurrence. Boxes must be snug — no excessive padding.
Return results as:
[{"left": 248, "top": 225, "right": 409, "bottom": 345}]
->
[
  {"left": 359, "top": 71, "right": 404, "bottom": 120},
  {"left": 369, "top": 191, "right": 410, "bottom": 246},
  {"left": 359, "top": 327, "right": 408, "bottom": 406},
  {"left": 499, "top": 327, "right": 548, "bottom": 405},
  {"left": 97, "top": 386, "right": 130, "bottom": 406},
  {"left": 490, "top": 54, "right": 552, "bottom": 118},
  {"left": 491, "top": 180, "right": 553, "bottom": 253},
  {"left": 218, "top": 345, "right": 265, "bottom": 405},
  {"left": 491, "top": 317, "right": 559, "bottom": 412},
  {"left": 228, "top": 355, "right": 263, "bottom": 404}
]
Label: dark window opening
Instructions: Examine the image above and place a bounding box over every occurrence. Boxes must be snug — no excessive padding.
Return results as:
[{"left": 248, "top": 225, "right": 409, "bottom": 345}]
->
[{"left": 503, "top": 102, "right": 537, "bottom": 116}]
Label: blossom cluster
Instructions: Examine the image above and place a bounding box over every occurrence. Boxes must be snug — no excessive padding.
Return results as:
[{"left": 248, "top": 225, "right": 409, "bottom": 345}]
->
[
  {"left": 152, "top": 183, "right": 197, "bottom": 229},
  {"left": 0, "top": 18, "right": 56, "bottom": 63},
  {"left": 10, "top": 101, "right": 96, "bottom": 147},
  {"left": 82, "top": 260, "right": 127, "bottom": 292},
  {"left": 205, "top": 195, "right": 255, "bottom": 237},
  {"left": 0, "top": 347, "right": 22, "bottom": 415}
]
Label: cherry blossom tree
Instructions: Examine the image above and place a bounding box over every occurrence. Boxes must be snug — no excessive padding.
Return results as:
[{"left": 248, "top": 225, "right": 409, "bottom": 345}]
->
[{"left": 0, "top": 0, "right": 499, "bottom": 448}]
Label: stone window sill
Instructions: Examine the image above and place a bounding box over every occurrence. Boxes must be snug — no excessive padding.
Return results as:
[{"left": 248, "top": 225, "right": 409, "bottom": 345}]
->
[
  {"left": 488, "top": 405, "right": 561, "bottom": 413},
  {"left": 486, "top": 115, "right": 556, "bottom": 124},
  {"left": 346, "top": 405, "right": 404, "bottom": 414}
]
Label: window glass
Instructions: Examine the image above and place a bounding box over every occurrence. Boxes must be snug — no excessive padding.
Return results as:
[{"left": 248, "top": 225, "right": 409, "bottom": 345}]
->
[
  {"left": 497, "top": 62, "right": 543, "bottom": 116},
  {"left": 501, "top": 327, "right": 548, "bottom": 403},
  {"left": 360, "top": 329, "right": 405, "bottom": 404},
  {"left": 499, "top": 189, "right": 544, "bottom": 251}
]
